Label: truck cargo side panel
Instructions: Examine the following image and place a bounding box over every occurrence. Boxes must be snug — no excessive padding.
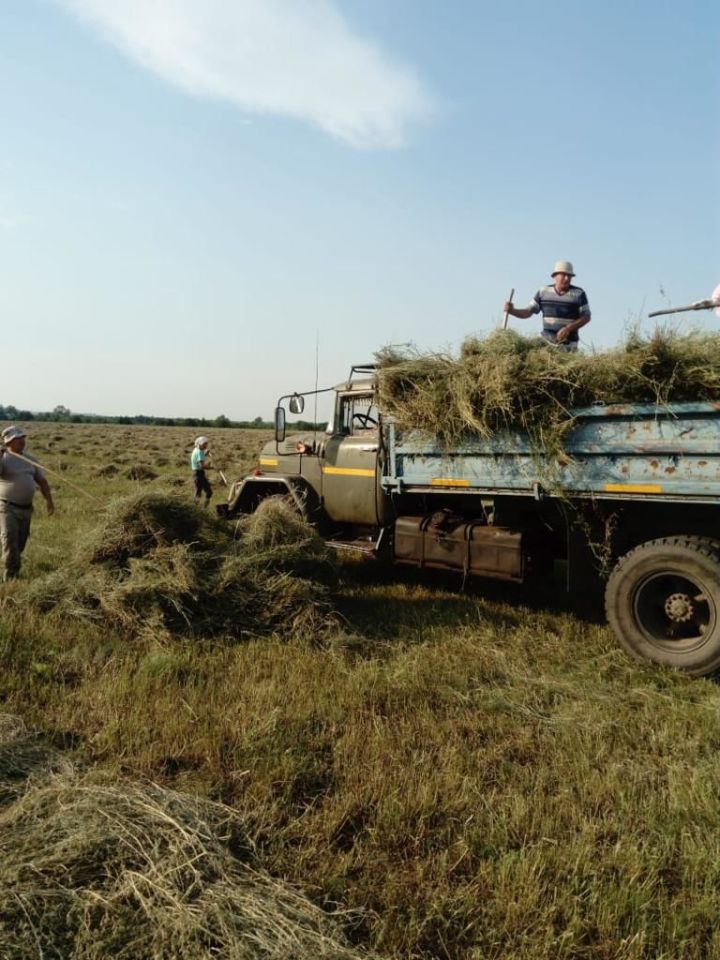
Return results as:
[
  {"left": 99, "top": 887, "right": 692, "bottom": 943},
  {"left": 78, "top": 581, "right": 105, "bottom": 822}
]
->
[{"left": 382, "top": 405, "right": 720, "bottom": 503}]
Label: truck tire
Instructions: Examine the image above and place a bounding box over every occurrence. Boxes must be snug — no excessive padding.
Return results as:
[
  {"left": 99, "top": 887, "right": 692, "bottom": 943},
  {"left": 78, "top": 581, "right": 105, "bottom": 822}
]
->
[{"left": 605, "top": 537, "right": 720, "bottom": 677}]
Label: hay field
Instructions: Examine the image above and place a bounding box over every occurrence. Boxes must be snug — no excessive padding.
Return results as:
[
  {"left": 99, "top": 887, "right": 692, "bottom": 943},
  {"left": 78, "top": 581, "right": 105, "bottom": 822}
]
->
[{"left": 2, "top": 421, "right": 720, "bottom": 959}]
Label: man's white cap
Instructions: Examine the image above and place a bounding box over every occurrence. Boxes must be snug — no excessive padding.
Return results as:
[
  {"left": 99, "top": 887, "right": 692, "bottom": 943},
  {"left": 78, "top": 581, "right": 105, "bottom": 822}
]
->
[
  {"left": 552, "top": 260, "right": 575, "bottom": 277},
  {"left": 2, "top": 425, "right": 27, "bottom": 443},
  {"left": 194, "top": 436, "right": 209, "bottom": 447}
]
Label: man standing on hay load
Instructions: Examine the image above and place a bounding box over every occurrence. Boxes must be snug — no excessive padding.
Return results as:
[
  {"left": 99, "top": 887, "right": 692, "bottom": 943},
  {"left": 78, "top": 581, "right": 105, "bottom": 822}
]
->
[
  {"left": 503, "top": 260, "right": 591, "bottom": 351},
  {"left": 191, "top": 436, "right": 213, "bottom": 507},
  {"left": 0, "top": 425, "right": 54, "bottom": 581}
]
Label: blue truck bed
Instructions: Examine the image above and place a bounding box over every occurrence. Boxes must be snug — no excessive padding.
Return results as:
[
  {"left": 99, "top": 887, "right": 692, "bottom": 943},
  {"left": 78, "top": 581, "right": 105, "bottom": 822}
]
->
[{"left": 381, "top": 402, "right": 720, "bottom": 503}]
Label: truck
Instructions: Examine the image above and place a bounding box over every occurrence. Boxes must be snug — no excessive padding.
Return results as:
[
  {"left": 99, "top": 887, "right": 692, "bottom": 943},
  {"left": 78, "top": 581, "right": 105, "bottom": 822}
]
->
[{"left": 221, "top": 363, "right": 720, "bottom": 678}]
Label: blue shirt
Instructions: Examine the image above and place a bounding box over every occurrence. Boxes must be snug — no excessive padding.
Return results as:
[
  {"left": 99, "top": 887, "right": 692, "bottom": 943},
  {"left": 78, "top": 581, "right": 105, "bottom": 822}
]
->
[{"left": 191, "top": 448, "right": 208, "bottom": 471}]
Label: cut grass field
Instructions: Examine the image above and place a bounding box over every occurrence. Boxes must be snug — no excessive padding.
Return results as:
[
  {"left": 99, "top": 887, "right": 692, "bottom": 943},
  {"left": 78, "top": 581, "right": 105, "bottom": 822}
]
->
[{"left": 2, "top": 421, "right": 720, "bottom": 959}]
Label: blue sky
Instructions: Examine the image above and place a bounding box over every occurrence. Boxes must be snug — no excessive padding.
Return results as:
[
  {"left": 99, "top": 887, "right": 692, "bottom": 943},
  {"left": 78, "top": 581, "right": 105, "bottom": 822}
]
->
[{"left": 1, "top": 0, "right": 718, "bottom": 419}]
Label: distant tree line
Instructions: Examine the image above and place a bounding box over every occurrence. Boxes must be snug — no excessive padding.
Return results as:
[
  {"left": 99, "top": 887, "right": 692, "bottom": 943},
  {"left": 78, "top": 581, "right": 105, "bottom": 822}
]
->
[{"left": 0, "top": 404, "right": 324, "bottom": 431}]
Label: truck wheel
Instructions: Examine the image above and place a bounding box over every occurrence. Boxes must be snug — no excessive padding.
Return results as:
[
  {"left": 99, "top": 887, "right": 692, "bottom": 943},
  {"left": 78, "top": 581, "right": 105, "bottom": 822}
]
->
[{"left": 605, "top": 537, "right": 720, "bottom": 677}]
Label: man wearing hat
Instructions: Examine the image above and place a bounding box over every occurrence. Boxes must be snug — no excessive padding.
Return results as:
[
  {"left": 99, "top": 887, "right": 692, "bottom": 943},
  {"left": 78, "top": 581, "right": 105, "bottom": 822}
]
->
[
  {"left": 503, "top": 260, "right": 591, "bottom": 351},
  {"left": 0, "top": 425, "right": 54, "bottom": 581},
  {"left": 191, "top": 436, "right": 213, "bottom": 506}
]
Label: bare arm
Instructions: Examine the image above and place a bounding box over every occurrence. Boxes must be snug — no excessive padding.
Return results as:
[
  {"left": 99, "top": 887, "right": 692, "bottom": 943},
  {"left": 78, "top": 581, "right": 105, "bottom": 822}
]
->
[
  {"left": 556, "top": 313, "right": 591, "bottom": 343},
  {"left": 503, "top": 300, "right": 535, "bottom": 320},
  {"left": 37, "top": 476, "right": 55, "bottom": 515}
]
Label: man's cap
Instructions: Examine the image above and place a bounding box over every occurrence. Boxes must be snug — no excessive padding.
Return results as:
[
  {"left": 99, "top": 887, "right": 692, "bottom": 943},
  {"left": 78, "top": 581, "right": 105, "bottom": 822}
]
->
[
  {"left": 552, "top": 260, "right": 575, "bottom": 277},
  {"left": 194, "top": 436, "right": 210, "bottom": 447},
  {"left": 2, "top": 425, "right": 27, "bottom": 444}
]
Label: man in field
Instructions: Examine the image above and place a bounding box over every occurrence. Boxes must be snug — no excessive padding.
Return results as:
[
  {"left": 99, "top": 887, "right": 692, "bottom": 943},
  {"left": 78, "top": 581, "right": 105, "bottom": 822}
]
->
[
  {"left": 503, "top": 260, "right": 591, "bottom": 351},
  {"left": 0, "top": 425, "right": 55, "bottom": 581},
  {"left": 191, "top": 436, "right": 213, "bottom": 506}
]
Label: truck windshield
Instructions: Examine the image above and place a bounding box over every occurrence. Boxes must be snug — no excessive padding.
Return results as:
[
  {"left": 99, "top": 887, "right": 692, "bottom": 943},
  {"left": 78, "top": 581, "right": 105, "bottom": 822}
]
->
[{"left": 338, "top": 395, "right": 379, "bottom": 435}]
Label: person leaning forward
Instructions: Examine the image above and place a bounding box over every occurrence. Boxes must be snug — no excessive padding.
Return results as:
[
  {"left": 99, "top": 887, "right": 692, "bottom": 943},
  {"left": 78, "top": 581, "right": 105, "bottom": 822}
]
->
[
  {"left": 504, "top": 260, "right": 591, "bottom": 351},
  {"left": 0, "top": 425, "right": 54, "bottom": 581}
]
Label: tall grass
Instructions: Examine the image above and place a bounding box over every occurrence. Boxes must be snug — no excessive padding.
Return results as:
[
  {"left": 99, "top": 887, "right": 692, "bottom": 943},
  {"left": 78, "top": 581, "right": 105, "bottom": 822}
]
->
[{"left": 1, "top": 423, "right": 720, "bottom": 958}]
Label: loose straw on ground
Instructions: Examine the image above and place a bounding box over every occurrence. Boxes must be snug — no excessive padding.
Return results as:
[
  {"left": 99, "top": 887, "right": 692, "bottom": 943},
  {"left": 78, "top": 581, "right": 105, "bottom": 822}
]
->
[{"left": 0, "top": 717, "right": 371, "bottom": 960}]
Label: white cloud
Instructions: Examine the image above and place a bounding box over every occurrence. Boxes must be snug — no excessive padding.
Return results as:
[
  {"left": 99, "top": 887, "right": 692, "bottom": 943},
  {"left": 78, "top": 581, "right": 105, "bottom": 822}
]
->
[{"left": 53, "top": 0, "right": 434, "bottom": 148}]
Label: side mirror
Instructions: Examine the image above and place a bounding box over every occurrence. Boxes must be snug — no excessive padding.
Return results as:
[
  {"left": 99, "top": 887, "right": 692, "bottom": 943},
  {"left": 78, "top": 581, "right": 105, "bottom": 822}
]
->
[
  {"left": 274, "top": 406, "right": 286, "bottom": 443},
  {"left": 289, "top": 394, "right": 305, "bottom": 415}
]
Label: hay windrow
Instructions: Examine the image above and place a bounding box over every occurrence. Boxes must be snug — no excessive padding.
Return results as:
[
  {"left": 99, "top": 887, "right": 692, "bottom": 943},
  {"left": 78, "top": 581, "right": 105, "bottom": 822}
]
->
[
  {"left": 0, "top": 716, "right": 73, "bottom": 810},
  {"left": 124, "top": 464, "right": 158, "bottom": 481},
  {"left": 20, "top": 494, "right": 338, "bottom": 641},
  {"left": 94, "top": 463, "right": 119, "bottom": 477},
  {"left": 0, "top": 735, "right": 368, "bottom": 960},
  {"left": 377, "top": 326, "right": 720, "bottom": 448}
]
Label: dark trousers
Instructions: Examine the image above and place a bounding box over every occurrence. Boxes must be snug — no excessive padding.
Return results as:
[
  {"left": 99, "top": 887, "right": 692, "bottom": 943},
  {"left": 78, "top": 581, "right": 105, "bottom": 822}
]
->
[{"left": 193, "top": 470, "right": 212, "bottom": 501}]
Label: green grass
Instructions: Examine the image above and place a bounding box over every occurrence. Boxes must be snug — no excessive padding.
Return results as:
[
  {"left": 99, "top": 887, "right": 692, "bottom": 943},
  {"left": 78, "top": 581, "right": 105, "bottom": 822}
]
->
[{"left": 2, "top": 422, "right": 720, "bottom": 958}]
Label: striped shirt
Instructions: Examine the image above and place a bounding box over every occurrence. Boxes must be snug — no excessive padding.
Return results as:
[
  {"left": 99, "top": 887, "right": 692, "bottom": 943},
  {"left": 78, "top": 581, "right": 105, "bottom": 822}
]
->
[{"left": 530, "top": 284, "right": 590, "bottom": 344}]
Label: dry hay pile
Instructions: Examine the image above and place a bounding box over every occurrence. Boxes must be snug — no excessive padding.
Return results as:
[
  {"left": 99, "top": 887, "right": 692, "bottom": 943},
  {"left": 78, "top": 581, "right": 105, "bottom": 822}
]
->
[
  {"left": 23, "top": 493, "right": 337, "bottom": 641},
  {"left": 0, "top": 717, "right": 367, "bottom": 960},
  {"left": 95, "top": 463, "right": 120, "bottom": 477},
  {"left": 124, "top": 464, "right": 159, "bottom": 481},
  {"left": 377, "top": 326, "right": 720, "bottom": 449}
]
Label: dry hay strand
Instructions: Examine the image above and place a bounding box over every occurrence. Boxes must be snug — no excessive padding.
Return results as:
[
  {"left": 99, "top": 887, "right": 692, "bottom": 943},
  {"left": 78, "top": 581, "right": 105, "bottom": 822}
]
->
[
  {"left": 0, "top": 715, "right": 73, "bottom": 811},
  {"left": 377, "top": 325, "right": 720, "bottom": 449},
  {"left": 21, "top": 494, "right": 337, "bottom": 642},
  {"left": 0, "top": 767, "right": 369, "bottom": 960},
  {"left": 0, "top": 714, "right": 27, "bottom": 745}
]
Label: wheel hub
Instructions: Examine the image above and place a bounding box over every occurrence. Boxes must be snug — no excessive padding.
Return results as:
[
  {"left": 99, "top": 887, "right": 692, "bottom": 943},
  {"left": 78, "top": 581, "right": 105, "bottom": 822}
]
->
[{"left": 665, "top": 592, "right": 694, "bottom": 623}]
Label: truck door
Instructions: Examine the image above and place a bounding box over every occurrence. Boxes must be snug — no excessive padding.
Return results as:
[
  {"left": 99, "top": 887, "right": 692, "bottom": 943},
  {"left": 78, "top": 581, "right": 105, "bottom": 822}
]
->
[{"left": 321, "top": 392, "right": 382, "bottom": 526}]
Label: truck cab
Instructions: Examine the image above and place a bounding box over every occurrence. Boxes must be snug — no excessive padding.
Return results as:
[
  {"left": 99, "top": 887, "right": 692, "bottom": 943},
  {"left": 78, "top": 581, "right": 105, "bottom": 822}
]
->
[{"left": 222, "top": 365, "right": 388, "bottom": 543}]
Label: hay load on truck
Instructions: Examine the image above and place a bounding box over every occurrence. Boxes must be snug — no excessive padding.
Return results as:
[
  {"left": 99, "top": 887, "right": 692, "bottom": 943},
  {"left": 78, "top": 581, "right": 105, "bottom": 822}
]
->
[{"left": 220, "top": 329, "right": 720, "bottom": 678}]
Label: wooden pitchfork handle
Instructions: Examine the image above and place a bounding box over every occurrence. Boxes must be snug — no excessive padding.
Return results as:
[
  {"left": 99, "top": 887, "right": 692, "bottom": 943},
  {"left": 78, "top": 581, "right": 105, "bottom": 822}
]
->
[
  {"left": 503, "top": 289, "right": 514, "bottom": 329},
  {"left": 0, "top": 448, "right": 102, "bottom": 504}
]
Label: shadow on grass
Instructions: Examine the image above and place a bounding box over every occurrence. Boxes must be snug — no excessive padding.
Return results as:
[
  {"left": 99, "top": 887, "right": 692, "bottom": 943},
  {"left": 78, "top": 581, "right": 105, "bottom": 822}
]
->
[{"left": 335, "top": 557, "right": 594, "bottom": 644}]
